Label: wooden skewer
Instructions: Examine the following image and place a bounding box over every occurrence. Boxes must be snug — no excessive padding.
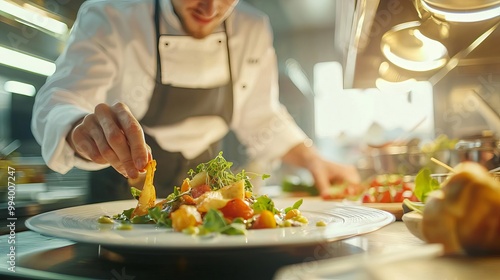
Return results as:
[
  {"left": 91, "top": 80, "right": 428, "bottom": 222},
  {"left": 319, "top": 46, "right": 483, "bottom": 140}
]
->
[
  {"left": 489, "top": 166, "right": 500, "bottom": 173},
  {"left": 431, "top": 157, "right": 455, "bottom": 173}
]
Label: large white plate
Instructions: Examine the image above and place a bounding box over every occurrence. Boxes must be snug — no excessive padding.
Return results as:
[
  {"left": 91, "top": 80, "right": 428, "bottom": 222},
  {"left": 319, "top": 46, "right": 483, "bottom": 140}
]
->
[{"left": 25, "top": 198, "right": 395, "bottom": 250}]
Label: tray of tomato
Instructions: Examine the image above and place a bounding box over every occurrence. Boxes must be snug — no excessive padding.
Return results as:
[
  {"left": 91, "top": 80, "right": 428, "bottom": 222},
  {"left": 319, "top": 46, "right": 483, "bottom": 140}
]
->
[
  {"left": 358, "top": 174, "right": 420, "bottom": 220},
  {"left": 362, "top": 174, "right": 419, "bottom": 203}
]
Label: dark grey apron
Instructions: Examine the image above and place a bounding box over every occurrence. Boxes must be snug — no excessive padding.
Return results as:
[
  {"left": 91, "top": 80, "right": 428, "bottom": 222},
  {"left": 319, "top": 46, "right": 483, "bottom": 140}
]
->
[{"left": 88, "top": 0, "right": 233, "bottom": 203}]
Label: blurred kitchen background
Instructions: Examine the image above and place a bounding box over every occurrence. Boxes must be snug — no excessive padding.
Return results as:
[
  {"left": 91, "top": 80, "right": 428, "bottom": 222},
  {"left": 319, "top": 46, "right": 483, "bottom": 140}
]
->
[{"left": 0, "top": 0, "right": 499, "bottom": 223}]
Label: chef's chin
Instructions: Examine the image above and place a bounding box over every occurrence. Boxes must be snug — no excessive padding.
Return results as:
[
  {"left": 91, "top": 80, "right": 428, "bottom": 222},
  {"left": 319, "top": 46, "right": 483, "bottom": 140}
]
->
[{"left": 181, "top": 22, "right": 215, "bottom": 39}]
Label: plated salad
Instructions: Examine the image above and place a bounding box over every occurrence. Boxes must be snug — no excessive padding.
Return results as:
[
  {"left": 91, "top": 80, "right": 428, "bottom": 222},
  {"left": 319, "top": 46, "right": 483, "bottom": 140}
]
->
[{"left": 99, "top": 152, "right": 310, "bottom": 235}]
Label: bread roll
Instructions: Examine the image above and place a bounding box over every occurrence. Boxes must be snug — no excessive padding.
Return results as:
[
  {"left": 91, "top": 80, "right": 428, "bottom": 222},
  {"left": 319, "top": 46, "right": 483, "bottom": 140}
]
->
[{"left": 422, "top": 162, "right": 500, "bottom": 255}]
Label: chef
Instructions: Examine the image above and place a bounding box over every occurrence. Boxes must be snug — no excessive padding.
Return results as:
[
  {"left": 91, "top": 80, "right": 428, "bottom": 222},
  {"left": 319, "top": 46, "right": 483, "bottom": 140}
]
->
[{"left": 31, "top": 0, "right": 360, "bottom": 202}]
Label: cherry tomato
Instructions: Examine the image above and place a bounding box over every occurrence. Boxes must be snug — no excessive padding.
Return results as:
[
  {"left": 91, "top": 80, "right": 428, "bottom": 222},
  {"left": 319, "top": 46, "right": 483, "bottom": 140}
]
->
[
  {"left": 362, "top": 193, "right": 376, "bottom": 203},
  {"left": 191, "top": 184, "right": 211, "bottom": 198},
  {"left": 252, "top": 210, "right": 277, "bottom": 229},
  {"left": 363, "top": 175, "right": 419, "bottom": 203},
  {"left": 219, "top": 198, "right": 254, "bottom": 220},
  {"left": 393, "top": 190, "right": 404, "bottom": 203},
  {"left": 377, "top": 190, "right": 393, "bottom": 203}
]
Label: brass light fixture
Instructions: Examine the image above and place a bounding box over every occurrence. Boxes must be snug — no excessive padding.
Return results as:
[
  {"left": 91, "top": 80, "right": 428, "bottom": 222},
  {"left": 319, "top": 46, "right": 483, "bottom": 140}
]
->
[
  {"left": 377, "top": 0, "right": 500, "bottom": 87},
  {"left": 380, "top": 20, "right": 449, "bottom": 72},
  {"left": 419, "top": 0, "right": 500, "bottom": 23}
]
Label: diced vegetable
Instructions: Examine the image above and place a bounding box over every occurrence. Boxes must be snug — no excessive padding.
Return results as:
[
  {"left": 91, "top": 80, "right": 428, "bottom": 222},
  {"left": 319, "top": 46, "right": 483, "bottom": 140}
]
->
[
  {"left": 171, "top": 205, "right": 202, "bottom": 232},
  {"left": 285, "top": 209, "right": 301, "bottom": 220},
  {"left": 180, "top": 178, "right": 191, "bottom": 192},
  {"left": 195, "top": 191, "right": 228, "bottom": 212}
]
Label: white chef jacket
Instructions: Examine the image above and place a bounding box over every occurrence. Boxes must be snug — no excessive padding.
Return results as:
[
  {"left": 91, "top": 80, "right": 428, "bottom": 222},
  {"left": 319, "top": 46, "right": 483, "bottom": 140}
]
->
[{"left": 31, "top": 0, "right": 307, "bottom": 175}]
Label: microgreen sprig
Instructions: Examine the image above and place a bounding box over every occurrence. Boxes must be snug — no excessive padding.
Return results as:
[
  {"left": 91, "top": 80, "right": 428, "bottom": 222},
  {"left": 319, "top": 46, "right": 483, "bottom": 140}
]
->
[{"left": 188, "top": 152, "right": 269, "bottom": 191}]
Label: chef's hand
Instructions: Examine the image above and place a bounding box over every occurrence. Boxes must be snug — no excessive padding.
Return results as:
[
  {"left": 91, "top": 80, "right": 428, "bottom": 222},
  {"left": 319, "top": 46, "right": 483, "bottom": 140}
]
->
[
  {"left": 66, "top": 102, "right": 151, "bottom": 179},
  {"left": 282, "top": 142, "right": 361, "bottom": 199}
]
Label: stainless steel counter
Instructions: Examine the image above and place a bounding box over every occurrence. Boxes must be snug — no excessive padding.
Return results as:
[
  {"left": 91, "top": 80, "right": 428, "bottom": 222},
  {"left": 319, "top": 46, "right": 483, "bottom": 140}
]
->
[{"left": 0, "top": 222, "right": 423, "bottom": 280}]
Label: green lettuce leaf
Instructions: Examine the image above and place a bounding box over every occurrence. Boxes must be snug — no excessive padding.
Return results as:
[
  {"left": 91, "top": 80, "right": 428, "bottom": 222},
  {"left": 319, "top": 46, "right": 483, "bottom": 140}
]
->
[{"left": 414, "top": 168, "right": 441, "bottom": 203}]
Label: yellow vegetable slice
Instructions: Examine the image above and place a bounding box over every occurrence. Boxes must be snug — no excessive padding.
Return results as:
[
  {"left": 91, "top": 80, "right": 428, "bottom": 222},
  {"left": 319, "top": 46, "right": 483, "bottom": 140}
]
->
[
  {"left": 171, "top": 205, "right": 202, "bottom": 232},
  {"left": 131, "top": 160, "right": 157, "bottom": 218}
]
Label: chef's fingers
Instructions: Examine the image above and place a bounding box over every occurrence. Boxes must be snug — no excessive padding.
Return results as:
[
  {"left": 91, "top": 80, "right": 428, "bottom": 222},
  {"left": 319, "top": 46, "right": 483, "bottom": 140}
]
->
[
  {"left": 84, "top": 112, "right": 128, "bottom": 177},
  {"left": 71, "top": 125, "right": 103, "bottom": 162},
  {"left": 313, "top": 173, "right": 333, "bottom": 200},
  {"left": 310, "top": 161, "right": 362, "bottom": 200},
  {"left": 109, "top": 103, "right": 149, "bottom": 171},
  {"left": 343, "top": 165, "right": 361, "bottom": 184},
  {"left": 140, "top": 144, "right": 153, "bottom": 172},
  {"left": 71, "top": 115, "right": 128, "bottom": 177},
  {"left": 332, "top": 164, "right": 361, "bottom": 185},
  {"left": 307, "top": 160, "right": 333, "bottom": 199},
  {"left": 326, "top": 164, "right": 362, "bottom": 200},
  {"left": 95, "top": 103, "right": 140, "bottom": 179},
  {"left": 135, "top": 145, "right": 152, "bottom": 174}
]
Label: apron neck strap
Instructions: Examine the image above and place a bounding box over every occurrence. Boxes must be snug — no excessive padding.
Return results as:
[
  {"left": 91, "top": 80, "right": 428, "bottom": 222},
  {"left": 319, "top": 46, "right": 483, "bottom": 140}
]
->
[{"left": 154, "top": 0, "right": 162, "bottom": 83}]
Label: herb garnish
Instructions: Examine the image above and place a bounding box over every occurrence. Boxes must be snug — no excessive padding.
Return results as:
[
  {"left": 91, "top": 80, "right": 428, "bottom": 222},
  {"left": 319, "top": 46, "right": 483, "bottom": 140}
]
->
[{"left": 188, "top": 151, "right": 269, "bottom": 191}]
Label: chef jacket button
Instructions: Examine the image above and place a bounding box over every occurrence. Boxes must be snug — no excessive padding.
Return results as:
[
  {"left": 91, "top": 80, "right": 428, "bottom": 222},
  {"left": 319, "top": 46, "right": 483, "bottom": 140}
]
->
[
  {"left": 218, "top": 40, "right": 222, "bottom": 44},
  {"left": 165, "top": 42, "right": 169, "bottom": 46},
  {"left": 242, "top": 84, "right": 247, "bottom": 89}
]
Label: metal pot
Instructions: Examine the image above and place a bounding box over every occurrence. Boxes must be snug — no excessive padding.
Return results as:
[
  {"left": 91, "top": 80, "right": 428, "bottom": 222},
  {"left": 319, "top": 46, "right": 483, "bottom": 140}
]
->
[
  {"left": 369, "top": 144, "right": 460, "bottom": 175},
  {"left": 455, "top": 134, "right": 500, "bottom": 170}
]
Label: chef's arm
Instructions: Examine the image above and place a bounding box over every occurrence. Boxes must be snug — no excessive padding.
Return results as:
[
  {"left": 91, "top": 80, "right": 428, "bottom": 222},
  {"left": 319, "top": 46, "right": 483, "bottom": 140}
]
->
[
  {"left": 282, "top": 141, "right": 361, "bottom": 199},
  {"left": 31, "top": 2, "right": 146, "bottom": 175}
]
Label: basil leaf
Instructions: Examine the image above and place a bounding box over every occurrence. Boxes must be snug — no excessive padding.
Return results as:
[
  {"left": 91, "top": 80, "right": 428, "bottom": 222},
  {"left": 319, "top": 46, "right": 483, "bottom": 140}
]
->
[
  {"left": 113, "top": 208, "right": 134, "bottom": 221},
  {"left": 200, "top": 209, "right": 247, "bottom": 235},
  {"left": 148, "top": 207, "right": 172, "bottom": 227},
  {"left": 252, "top": 195, "right": 278, "bottom": 214},
  {"left": 284, "top": 199, "right": 303, "bottom": 214},
  {"left": 203, "top": 209, "right": 227, "bottom": 232},
  {"left": 130, "top": 214, "right": 152, "bottom": 224}
]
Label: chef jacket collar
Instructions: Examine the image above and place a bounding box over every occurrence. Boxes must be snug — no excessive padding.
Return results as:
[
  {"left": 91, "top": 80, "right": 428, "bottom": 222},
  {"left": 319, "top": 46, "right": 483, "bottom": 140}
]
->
[{"left": 160, "top": 0, "right": 233, "bottom": 36}]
